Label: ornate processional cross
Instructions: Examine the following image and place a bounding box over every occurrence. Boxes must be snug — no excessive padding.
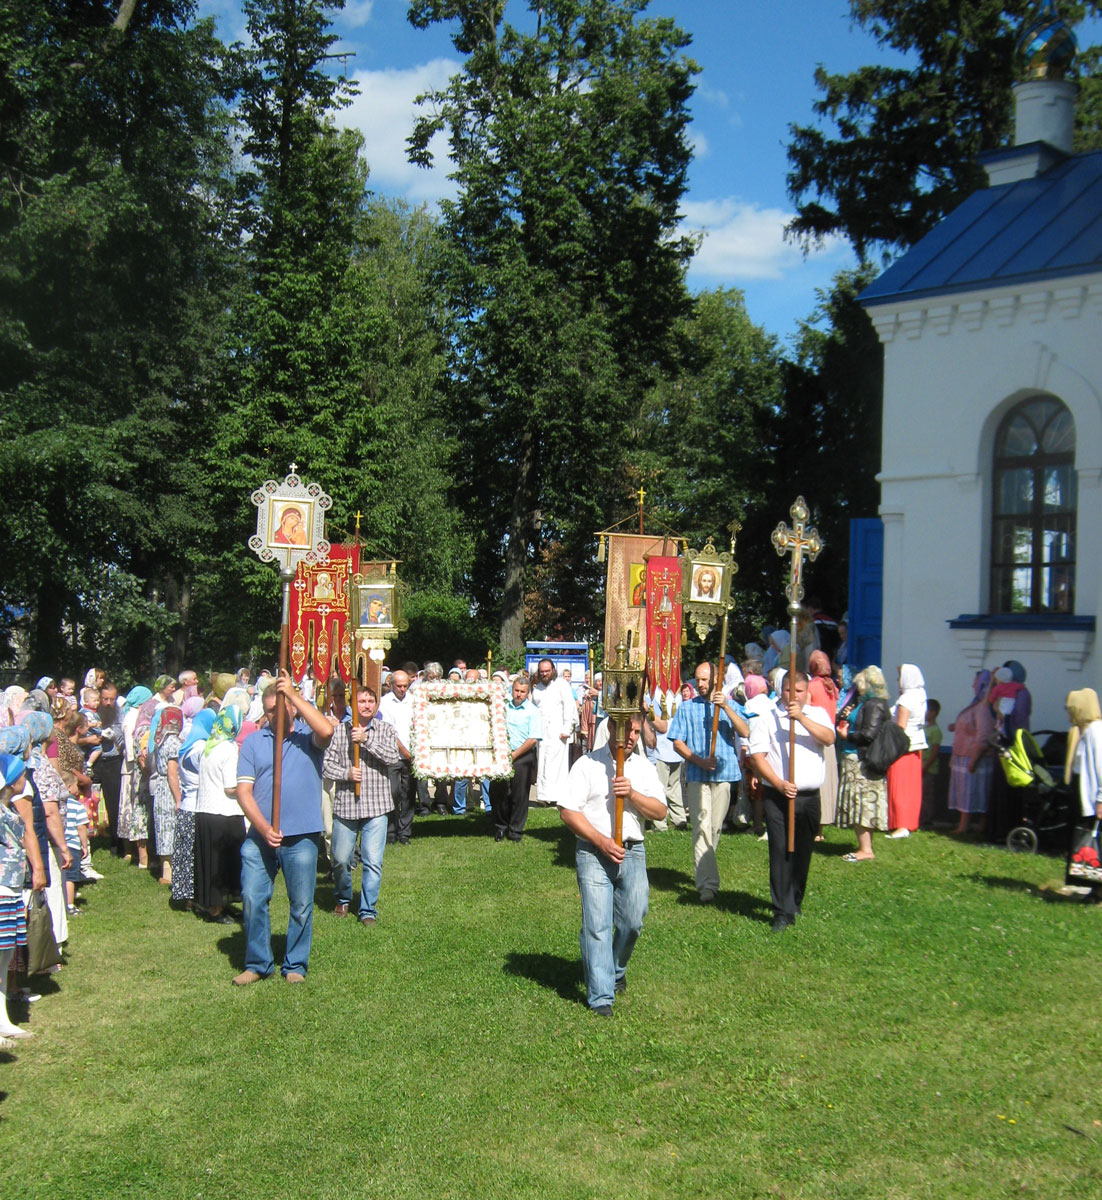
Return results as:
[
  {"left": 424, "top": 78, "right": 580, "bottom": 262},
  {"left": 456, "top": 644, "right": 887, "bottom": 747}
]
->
[{"left": 771, "top": 497, "right": 822, "bottom": 613}]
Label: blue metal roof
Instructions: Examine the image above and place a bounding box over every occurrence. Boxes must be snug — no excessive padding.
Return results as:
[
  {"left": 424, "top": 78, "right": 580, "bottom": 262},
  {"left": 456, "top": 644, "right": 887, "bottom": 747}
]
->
[{"left": 860, "top": 148, "right": 1102, "bottom": 307}]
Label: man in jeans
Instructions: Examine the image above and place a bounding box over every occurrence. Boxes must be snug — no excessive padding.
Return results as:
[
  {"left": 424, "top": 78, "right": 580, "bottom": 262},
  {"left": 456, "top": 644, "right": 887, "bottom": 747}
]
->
[
  {"left": 323, "top": 686, "right": 400, "bottom": 925},
  {"left": 233, "top": 671, "right": 334, "bottom": 984},
  {"left": 557, "top": 714, "right": 666, "bottom": 1016}
]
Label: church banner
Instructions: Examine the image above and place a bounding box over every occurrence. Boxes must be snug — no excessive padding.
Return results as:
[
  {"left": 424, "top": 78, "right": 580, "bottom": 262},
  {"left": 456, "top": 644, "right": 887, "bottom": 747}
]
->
[
  {"left": 288, "top": 543, "right": 361, "bottom": 684},
  {"left": 644, "top": 556, "right": 683, "bottom": 700},
  {"left": 604, "top": 532, "right": 683, "bottom": 679}
]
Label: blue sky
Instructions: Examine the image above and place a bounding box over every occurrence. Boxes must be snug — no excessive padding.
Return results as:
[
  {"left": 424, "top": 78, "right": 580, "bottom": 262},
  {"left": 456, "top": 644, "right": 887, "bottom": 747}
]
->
[{"left": 194, "top": 1, "right": 1096, "bottom": 346}]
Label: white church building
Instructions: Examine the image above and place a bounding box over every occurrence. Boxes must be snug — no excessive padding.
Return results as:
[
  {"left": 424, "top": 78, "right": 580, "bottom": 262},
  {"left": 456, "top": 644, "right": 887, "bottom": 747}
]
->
[{"left": 860, "top": 24, "right": 1101, "bottom": 731}]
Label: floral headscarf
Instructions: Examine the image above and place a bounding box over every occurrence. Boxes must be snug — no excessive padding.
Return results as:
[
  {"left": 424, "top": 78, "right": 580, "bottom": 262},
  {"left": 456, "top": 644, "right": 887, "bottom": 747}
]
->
[
  {"left": 0, "top": 725, "right": 31, "bottom": 756},
  {"left": 155, "top": 706, "right": 183, "bottom": 748},
  {"left": 205, "top": 705, "right": 243, "bottom": 757},
  {"left": 17, "top": 711, "right": 54, "bottom": 746}
]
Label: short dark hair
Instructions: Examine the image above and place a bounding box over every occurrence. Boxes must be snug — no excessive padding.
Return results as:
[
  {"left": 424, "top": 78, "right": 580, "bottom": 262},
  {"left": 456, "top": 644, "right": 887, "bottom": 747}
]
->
[
  {"left": 361, "top": 686, "right": 378, "bottom": 703},
  {"left": 538, "top": 658, "right": 556, "bottom": 679},
  {"left": 926, "top": 699, "right": 941, "bottom": 717},
  {"left": 782, "top": 670, "right": 809, "bottom": 689}
]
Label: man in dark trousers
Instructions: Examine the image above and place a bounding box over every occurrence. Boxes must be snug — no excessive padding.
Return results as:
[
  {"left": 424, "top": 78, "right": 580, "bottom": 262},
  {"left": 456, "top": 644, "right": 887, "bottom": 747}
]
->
[{"left": 746, "top": 670, "right": 834, "bottom": 932}]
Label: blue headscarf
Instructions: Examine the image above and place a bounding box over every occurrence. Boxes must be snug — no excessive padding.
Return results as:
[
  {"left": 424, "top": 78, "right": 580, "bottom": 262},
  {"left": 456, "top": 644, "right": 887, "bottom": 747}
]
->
[
  {"left": 0, "top": 725, "right": 30, "bottom": 756},
  {"left": 124, "top": 685, "right": 152, "bottom": 711},
  {"left": 0, "top": 752, "right": 26, "bottom": 788},
  {"left": 180, "top": 709, "right": 216, "bottom": 759},
  {"left": 17, "top": 711, "right": 53, "bottom": 745}
]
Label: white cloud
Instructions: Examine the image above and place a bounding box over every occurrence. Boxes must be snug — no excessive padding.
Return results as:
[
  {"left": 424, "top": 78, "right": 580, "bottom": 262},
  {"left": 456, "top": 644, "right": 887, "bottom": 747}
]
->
[
  {"left": 342, "top": 0, "right": 375, "bottom": 28},
  {"left": 342, "top": 58, "right": 461, "bottom": 201},
  {"left": 682, "top": 197, "right": 845, "bottom": 282}
]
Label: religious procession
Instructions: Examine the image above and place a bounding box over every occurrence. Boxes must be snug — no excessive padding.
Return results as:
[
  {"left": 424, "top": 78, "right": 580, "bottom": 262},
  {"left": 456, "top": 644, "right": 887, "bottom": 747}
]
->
[
  {"left": 5, "top": 1, "right": 1102, "bottom": 1193},
  {"left": 3, "top": 473, "right": 1100, "bottom": 1048}
]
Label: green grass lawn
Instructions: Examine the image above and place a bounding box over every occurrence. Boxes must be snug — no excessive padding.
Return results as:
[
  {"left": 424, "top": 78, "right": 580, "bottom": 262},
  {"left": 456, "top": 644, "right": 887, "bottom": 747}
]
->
[{"left": 3, "top": 810, "right": 1100, "bottom": 1199}]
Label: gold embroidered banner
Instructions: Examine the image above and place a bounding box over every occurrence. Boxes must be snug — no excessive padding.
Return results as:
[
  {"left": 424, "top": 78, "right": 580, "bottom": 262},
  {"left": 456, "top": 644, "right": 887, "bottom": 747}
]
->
[
  {"left": 288, "top": 543, "right": 361, "bottom": 684},
  {"left": 604, "top": 532, "right": 679, "bottom": 660},
  {"left": 644, "top": 556, "right": 683, "bottom": 697}
]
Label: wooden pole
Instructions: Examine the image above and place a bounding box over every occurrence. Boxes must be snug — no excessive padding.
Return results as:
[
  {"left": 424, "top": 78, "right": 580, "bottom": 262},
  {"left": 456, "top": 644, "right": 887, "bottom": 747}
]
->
[
  {"left": 708, "top": 606, "right": 730, "bottom": 758},
  {"left": 614, "top": 717, "right": 626, "bottom": 847},
  {"left": 786, "top": 604, "right": 799, "bottom": 854},
  {"left": 272, "top": 566, "right": 294, "bottom": 833},
  {"left": 350, "top": 672, "right": 361, "bottom": 799}
]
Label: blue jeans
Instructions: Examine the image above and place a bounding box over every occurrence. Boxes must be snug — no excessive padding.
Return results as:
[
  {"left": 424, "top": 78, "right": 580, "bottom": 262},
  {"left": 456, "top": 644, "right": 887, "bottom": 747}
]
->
[
  {"left": 240, "top": 832, "right": 320, "bottom": 978},
  {"left": 451, "top": 779, "right": 491, "bottom": 815},
  {"left": 331, "top": 813, "right": 388, "bottom": 919},
  {"left": 575, "top": 838, "right": 649, "bottom": 1010}
]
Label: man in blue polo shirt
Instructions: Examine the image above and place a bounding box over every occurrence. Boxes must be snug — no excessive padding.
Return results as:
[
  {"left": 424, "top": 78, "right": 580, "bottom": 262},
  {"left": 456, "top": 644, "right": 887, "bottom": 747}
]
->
[
  {"left": 668, "top": 661, "right": 748, "bottom": 904},
  {"left": 233, "top": 671, "right": 334, "bottom": 985},
  {"left": 490, "top": 675, "right": 542, "bottom": 842}
]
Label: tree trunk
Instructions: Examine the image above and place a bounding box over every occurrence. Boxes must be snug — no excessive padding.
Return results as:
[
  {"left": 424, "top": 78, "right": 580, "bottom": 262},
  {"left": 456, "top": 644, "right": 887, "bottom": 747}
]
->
[
  {"left": 499, "top": 428, "right": 536, "bottom": 654},
  {"left": 30, "top": 585, "right": 65, "bottom": 680}
]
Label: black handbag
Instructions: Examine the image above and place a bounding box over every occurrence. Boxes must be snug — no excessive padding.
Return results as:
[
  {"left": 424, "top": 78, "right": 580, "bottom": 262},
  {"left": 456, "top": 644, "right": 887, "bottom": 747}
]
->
[
  {"left": 25, "top": 890, "right": 62, "bottom": 975},
  {"left": 864, "top": 719, "right": 910, "bottom": 776}
]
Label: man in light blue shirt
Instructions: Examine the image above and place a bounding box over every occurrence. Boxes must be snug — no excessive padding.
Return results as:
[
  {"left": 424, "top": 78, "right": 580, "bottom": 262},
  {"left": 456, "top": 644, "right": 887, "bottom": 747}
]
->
[
  {"left": 668, "top": 661, "right": 748, "bottom": 903},
  {"left": 491, "top": 676, "right": 542, "bottom": 842}
]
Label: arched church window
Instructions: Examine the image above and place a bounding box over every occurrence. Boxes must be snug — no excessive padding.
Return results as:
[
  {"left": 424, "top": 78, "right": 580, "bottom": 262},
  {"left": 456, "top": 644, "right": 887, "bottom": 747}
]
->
[{"left": 991, "top": 396, "right": 1076, "bottom": 614}]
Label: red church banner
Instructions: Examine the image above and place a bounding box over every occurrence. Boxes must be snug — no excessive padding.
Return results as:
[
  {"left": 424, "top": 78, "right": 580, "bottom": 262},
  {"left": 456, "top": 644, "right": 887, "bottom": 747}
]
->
[
  {"left": 645, "top": 556, "right": 683, "bottom": 700},
  {"left": 288, "top": 543, "right": 361, "bottom": 684}
]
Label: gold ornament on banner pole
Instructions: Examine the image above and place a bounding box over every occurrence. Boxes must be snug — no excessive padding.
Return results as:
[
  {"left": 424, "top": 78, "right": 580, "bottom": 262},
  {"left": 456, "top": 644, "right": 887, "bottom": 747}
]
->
[{"left": 600, "top": 633, "right": 646, "bottom": 848}]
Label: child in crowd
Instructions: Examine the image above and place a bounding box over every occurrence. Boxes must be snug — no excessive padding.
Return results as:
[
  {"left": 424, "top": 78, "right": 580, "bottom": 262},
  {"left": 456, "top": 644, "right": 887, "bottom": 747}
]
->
[
  {"left": 79, "top": 688, "right": 104, "bottom": 772},
  {"left": 59, "top": 768, "right": 90, "bottom": 915},
  {"left": 921, "top": 700, "right": 942, "bottom": 829}
]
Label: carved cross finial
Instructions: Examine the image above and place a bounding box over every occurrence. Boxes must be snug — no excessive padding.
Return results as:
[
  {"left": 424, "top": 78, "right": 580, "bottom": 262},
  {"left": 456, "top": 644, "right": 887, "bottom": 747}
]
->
[
  {"left": 771, "top": 496, "right": 822, "bottom": 608},
  {"left": 727, "top": 518, "right": 742, "bottom": 555},
  {"left": 289, "top": 462, "right": 298, "bottom": 475}
]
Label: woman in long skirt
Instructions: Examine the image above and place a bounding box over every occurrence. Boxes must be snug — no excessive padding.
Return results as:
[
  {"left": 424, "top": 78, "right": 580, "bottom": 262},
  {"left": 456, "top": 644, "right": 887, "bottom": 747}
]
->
[
  {"left": 947, "top": 670, "right": 995, "bottom": 834},
  {"left": 150, "top": 707, "right": 183, "bottom": 887}
]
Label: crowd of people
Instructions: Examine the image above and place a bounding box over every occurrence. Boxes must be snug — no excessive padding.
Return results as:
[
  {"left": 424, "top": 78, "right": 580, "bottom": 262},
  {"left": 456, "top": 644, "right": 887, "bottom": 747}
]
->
[{"left": 1, "top": 634, "right": 1099, "bottom": 1029}]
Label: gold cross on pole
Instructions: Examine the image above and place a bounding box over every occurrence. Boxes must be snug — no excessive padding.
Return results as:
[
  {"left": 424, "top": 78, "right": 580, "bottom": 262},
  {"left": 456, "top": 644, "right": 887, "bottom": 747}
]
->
[
  {"left": 771, "top": 496, "right": 821, "bottom": 611},
  {"left": 636, "top": 485, "right": 646, "bottom": 534}
]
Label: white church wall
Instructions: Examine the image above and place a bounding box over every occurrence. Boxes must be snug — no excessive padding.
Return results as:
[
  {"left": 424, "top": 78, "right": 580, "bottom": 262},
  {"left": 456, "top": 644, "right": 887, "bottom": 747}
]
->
[{"left": 868, "top": 275, "right": 1102, "bottom": 736}]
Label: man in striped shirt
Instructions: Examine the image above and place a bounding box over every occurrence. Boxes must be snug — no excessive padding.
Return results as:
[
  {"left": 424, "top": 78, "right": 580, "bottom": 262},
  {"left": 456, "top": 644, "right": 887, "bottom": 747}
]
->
[{"left": 322, "top": 687, "right": 400, "bottom": 926}]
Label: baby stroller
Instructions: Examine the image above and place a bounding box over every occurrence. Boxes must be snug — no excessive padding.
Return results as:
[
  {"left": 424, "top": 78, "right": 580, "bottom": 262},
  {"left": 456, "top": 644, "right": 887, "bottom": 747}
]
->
[{"left": 998, "top": 729, "right": 1075, "bottom": 854}]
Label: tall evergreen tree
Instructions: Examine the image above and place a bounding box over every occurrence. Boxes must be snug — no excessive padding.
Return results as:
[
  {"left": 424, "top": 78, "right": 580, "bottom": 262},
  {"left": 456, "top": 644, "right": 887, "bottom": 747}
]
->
[
  {"left": 0, "top": 0, "right": 236, "bottom": 677},
  {"left": 408, "top": 0, "right": 697, "bottom": 651},
  {"left": 786, "top": 1, "right": 1102, "bottom": 261}
]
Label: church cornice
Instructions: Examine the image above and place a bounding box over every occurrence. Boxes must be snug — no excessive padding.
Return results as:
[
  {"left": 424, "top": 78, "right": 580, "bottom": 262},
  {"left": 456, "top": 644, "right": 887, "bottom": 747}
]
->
[{"left": 867, "top": 278, "right": 1102, "bottom": 344}]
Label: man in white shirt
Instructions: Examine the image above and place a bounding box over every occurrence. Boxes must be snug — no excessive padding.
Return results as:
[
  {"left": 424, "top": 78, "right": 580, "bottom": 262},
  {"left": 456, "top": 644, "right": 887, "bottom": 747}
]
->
[
  {"left": 747, "top": 670, "right": 835, "bottom": 932},
  {"left": 531, "top": 659, "right": 578, "bottom": 806},
  {"left": 377, "top": 669, "right": 415, "bottom": 844},
  {"left": 557, "top": 714, "right": 666, "bottom": 1016}
]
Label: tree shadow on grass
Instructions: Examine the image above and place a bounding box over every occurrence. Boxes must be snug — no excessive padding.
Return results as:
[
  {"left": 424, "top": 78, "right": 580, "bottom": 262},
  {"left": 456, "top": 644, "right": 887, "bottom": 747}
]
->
[
  {"left": 502, "top": 950, "right": 585, "bottom": 1005},
  {"left": 967, "top": 873, "right": 1042, "bottom": 895},
  {"left": 408, "top": 814, "right": 493, "bottom": 840},
  {"left": 646, "top": 865, "right": 695, "bottom": 894},
  {"left": 523, "top": 822, "right": 576, "bottom": 868}
]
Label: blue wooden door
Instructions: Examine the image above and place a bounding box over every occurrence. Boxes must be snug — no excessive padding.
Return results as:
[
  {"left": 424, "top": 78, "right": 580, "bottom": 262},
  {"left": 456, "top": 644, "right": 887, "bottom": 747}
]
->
[{"left": 847, "top": 518, "right": 883, "bottom": 672}]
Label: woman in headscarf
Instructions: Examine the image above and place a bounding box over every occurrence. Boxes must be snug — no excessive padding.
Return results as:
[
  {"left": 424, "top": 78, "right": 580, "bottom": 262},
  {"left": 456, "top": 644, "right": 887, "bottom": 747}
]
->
[
  {"left": 19, "top": 711, "right": 69, "bottom": 946},
  {"left": 2, "top": 687, "right": 27, "bottom": 728},
  {"left": 150, "top": 706, "right": 183, "bottom": 886},
  {"left": 947, "top": 670, "right": 995, "bottom": 835},
  {"left": 885, "top": 664, "right": 928, "bottom": 838},
  {"left": 762, "top": 630, "right": 790, "bottom": 676},
  {"left": 807, "top": 651, "right": 840, "bottom": 833},
  {"left": 837, "top": 667, "right": 892, "bottom": 862},
  {"left": 118, "top": 685, "right": 152, "bottom": 869},
  {"left": 194, "top": 705, "right": 245, "bottom": 923},
  {"left": 742, "top": 674, "right": 770, "bottom": 838},
  {"left": 172, "top": 706, "right": 214, "bottom": 908}
]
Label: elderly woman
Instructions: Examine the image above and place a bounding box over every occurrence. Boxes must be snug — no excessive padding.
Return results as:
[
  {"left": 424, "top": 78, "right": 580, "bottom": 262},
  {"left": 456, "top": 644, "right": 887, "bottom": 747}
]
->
[
  {"left": 807, "top": 651, "right": 840, "bottom": 831},
  {"left": 150, "top": 707, "right": 184, "bottom": 886},
  {"left": 837, "top": 667, "right": 892, "bottom": 862},
  {"left": 194, "top": 706, "right": 245, "bottom": 923},
  {"left": 118, "top": 686, "right": 152, "bottom": 868},
  {"left": 1065, "top": 689, "right": 1102, "bottom": 821},
  {"left": 947, "top": 670, "right": 995, "bottom": 836},
  {"left": 20, "top": 712, "right": 70, "bottom": 946},
  {"left": 885, "top": 664, "right": 928, "bottom": 838}
]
